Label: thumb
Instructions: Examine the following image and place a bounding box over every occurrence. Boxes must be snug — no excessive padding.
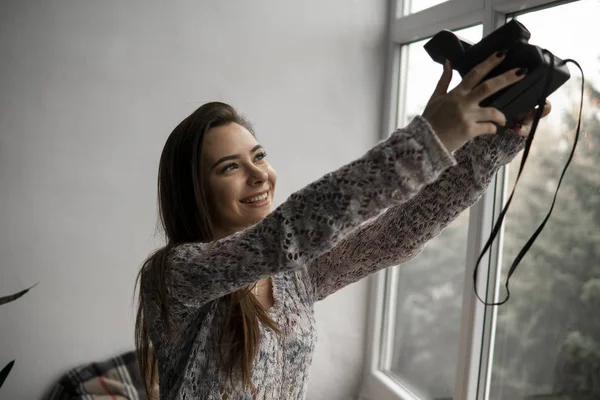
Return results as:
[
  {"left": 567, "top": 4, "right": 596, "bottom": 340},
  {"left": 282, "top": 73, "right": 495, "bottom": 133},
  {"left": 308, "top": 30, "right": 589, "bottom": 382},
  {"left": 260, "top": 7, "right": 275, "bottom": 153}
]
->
[{"left": 432, "top": 59, "right": 453, "bottom": 98}]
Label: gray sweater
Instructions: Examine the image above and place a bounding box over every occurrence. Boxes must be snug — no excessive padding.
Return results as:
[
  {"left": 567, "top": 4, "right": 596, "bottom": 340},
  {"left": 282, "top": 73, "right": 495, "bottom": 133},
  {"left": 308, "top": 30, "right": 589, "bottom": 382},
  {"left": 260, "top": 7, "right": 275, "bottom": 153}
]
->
[{"left": 141, "top": 116, "right": 525, "bottom": 399}]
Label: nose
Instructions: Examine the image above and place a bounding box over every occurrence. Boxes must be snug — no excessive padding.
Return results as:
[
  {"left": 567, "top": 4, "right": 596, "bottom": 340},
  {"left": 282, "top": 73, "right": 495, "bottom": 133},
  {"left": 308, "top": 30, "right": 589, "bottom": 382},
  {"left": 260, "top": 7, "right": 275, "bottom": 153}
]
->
[{"left": 247, "top": 165, "right": 268, "bottom": 186}]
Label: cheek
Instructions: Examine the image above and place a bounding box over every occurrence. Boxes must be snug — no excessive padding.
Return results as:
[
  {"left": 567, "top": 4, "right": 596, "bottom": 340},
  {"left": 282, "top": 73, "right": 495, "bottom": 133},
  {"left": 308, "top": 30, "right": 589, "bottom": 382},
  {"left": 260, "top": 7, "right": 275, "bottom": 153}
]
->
[{"left": 208, "top": 177, "right": 240, "bottom": 211}]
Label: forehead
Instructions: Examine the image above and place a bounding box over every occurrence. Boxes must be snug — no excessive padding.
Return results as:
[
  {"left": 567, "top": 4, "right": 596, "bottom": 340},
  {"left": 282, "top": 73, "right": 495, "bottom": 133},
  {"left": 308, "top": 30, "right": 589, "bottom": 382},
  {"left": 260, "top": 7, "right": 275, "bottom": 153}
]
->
[{"left": 202, "top": 123, "right": 259, "bottom": 161}]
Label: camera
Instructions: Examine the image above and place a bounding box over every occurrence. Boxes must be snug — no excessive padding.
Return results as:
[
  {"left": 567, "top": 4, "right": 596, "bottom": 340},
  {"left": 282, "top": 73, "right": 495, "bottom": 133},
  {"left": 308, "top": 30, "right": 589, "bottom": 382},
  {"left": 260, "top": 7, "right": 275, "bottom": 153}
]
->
[{"left": 424, "top": 20, "right": 570, "bottom": 126}]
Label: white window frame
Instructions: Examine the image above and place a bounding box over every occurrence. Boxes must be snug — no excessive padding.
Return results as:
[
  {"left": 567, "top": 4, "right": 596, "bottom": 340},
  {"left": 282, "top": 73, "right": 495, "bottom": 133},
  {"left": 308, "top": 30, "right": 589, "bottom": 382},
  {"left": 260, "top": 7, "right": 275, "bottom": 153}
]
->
[{"left": 358, "top": 1, "right": 573, "bottom": 399}]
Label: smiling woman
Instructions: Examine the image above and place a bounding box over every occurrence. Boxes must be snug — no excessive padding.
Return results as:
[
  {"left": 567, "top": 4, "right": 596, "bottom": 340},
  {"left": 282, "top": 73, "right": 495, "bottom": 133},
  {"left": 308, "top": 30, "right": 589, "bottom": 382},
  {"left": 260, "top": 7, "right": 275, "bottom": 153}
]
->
[
  {"left": 135, "top": 102, "right": 283, "bottom": 399},
  {"left": 135, "top": 53, "right": 548, "bottom": 398},
  {"left": 201, "top": 123, "right": 277, "bottom": 239}
]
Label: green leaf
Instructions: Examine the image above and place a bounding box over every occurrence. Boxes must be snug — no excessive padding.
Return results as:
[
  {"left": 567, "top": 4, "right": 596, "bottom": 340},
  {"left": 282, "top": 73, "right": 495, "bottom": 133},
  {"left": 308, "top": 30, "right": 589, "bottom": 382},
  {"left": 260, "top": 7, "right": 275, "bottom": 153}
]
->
[
  {"left": 0, "top": 283, "right": 38, "bottom": 306},
  {"left": 0, "top": 360, "right": 15, "bottom": 389}
]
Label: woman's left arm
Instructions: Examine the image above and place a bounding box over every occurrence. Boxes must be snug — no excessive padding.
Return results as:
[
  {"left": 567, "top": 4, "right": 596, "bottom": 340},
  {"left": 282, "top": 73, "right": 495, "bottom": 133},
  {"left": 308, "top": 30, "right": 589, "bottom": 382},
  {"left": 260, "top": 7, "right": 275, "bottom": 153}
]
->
[{"left": 307, "top": 129, "right": 526, "bottom": 302}]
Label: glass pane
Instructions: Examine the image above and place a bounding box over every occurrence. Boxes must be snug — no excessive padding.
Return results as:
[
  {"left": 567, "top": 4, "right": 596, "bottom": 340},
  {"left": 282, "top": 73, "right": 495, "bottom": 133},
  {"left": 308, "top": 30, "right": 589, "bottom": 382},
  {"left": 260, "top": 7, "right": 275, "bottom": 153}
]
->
[
  {"left": 404, "top": 0, "right": 452, "bottom": 15},
  {"left": 388, "top": 25, "right": 482, "bottom": 400},
  {"left": 389, "top": 209, "right": 469, "bottom": 399},
  {"left": 489, "top": 1, "right": 600, "bottom": 400},
  {"left": 398, "top": 25, "right": 482, "bottom": 128}
]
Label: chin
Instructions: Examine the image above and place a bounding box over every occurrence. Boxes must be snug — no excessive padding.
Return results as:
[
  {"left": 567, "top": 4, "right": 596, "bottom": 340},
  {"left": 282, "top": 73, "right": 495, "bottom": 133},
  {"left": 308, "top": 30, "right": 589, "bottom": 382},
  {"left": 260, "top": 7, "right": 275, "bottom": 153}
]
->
[
  {"left": 250, "top": 209, "right": 271, "bottom": 225},
  {"left": 232, "top": 194, "right": 275, "bottom": 228}
]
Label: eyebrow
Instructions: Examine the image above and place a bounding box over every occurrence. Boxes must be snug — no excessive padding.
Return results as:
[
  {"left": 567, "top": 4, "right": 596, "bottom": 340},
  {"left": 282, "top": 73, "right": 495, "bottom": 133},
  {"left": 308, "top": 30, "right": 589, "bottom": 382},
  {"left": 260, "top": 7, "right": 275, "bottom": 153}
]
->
[{"left": 211, "top": 144, "right": 264, "bottom": 170}]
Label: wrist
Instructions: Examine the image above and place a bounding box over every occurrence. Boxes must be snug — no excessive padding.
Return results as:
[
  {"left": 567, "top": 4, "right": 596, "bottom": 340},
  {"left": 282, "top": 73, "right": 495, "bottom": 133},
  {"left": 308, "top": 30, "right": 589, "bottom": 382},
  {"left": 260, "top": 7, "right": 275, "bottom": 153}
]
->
[{"left": 420, "top": 115, "right": 464, "bottom": 153}]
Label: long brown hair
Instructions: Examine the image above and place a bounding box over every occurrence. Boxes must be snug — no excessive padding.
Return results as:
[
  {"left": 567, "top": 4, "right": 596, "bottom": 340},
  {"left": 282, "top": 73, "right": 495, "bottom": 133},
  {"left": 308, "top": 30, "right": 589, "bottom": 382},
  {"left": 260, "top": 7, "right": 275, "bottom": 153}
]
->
[{"left": 134, "top": 102, "right": 281, "bottom": 398}]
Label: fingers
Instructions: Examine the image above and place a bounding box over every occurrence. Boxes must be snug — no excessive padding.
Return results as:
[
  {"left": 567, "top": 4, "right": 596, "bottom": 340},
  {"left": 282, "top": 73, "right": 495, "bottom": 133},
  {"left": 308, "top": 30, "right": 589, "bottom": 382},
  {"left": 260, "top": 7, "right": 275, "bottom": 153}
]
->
[
  {"left": 468, "top": 67, "right": 527, "bottom": 103},
  {"left": 476, "top": 122, "right": 499, "bottom": 135},
  {"left": 458, "top": 50, "right": 508, "bottom": 91},
  {"left": 431, "top": 59, "right": 453, "bottom": 98},
  {"left": 476, "top": 107, "right": 507, "bottom": 126},
  {"left": 520, "top": 100, "right": 553, "bottom": 124},
  {"left": 541, "top": 100, "right": 552, "bottom": 118}
]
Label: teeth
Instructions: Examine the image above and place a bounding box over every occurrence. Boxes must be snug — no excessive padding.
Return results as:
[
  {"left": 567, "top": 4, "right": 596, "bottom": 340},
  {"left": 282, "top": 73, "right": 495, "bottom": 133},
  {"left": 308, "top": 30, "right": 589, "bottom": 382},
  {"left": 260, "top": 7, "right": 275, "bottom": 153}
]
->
[{"left": 242, "top": 192, "right": 268, "bottom": 204}]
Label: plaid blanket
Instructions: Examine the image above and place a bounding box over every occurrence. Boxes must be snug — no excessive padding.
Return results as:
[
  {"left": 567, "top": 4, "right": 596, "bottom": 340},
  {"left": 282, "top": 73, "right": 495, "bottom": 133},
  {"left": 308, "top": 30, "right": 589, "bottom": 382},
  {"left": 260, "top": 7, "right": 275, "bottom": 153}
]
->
[{"left": 43, "top": 350, "right": 156, "bottom": 400}]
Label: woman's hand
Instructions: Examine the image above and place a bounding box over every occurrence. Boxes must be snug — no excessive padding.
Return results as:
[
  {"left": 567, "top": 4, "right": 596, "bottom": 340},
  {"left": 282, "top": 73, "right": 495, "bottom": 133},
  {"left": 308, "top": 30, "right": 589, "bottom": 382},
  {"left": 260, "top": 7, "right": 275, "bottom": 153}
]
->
[
  {"left": 509, "top": 100, "right": 552, "bottom": 137},
  {"left": 422, "top": 50, "right": 528, "bottom": 152}
]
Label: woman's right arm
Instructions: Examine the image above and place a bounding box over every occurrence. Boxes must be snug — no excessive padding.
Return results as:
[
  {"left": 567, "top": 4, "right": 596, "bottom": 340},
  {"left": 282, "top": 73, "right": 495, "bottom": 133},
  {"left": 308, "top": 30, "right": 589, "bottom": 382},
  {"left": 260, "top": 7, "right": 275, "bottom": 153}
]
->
[{"left": 163, "top": 115, "right": 456, "bottom": 309}]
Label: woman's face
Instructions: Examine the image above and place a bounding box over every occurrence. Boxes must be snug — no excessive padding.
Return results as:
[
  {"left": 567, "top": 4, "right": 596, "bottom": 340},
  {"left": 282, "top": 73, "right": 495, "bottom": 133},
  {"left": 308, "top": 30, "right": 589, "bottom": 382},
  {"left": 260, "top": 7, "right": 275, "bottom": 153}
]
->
[{"left": 201, "top": 122, "right": 277, "bottom": 237}]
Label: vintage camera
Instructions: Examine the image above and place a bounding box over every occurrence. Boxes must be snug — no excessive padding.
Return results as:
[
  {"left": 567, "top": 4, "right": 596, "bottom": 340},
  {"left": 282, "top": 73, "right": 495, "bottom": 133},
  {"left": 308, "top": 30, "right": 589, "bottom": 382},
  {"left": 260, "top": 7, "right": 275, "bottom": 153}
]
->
[{"left": 424, "top": 20, "right": 570, "bottom": 127}]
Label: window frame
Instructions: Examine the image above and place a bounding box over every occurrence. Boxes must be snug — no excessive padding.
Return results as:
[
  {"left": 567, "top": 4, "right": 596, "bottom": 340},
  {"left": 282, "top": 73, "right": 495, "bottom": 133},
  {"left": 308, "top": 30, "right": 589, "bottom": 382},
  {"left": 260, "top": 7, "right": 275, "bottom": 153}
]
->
[{"left": 358, "top": 1, "right": 574, "bottom": 399}]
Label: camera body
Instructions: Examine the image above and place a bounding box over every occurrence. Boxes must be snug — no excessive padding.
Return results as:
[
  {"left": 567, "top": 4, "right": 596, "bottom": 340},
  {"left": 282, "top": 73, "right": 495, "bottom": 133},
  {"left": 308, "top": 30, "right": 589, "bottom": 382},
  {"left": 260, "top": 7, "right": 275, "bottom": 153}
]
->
[{"left": 424, "top": 20, "right": 570, "bottom": 126}]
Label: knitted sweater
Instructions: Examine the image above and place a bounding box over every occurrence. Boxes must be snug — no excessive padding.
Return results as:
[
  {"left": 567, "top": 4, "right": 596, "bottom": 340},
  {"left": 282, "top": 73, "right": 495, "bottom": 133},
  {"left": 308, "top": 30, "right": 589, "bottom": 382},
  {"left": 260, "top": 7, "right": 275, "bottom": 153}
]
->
[{"left": 141, "top": 116, "right": 526, "bottom": 400}]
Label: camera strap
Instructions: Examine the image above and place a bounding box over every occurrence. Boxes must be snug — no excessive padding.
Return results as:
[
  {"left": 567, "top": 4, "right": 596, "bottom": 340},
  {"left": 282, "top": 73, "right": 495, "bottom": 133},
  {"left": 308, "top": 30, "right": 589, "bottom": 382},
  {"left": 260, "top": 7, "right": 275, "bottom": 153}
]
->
[{"left": 473, "top": 52, "right": 585, "bottom": 306}]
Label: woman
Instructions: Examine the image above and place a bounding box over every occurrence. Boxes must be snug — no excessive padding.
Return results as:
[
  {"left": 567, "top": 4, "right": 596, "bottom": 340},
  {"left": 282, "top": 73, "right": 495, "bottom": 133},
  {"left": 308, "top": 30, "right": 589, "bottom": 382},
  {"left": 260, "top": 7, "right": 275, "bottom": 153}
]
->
[{"left": 135, "top": 52, "right": 551, "bottom": 399}]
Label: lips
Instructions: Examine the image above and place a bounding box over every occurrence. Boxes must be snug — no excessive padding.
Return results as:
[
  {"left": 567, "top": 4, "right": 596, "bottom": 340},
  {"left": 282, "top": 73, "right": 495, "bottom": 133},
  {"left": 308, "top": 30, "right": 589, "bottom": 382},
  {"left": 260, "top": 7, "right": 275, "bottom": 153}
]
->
[{"left": 240, "top": 189, "right": 269, "bottom": 203}]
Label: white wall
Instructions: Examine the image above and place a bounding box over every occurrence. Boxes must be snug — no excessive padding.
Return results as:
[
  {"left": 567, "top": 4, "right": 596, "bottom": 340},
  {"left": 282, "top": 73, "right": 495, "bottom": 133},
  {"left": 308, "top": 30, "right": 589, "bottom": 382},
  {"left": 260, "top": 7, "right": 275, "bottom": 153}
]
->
[{"left": 0, "top": 1, "right": 388, "bottom": 399}]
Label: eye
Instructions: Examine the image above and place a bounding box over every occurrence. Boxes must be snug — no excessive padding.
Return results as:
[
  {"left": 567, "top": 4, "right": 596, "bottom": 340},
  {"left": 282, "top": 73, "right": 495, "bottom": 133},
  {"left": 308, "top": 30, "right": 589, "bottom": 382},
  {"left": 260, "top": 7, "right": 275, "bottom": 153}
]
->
[
  {"left": 255, "top": 151, "right": 267, "bottom": 161},
  {"left": 221, "top": 163, "right": 239, "bottom": 173}
]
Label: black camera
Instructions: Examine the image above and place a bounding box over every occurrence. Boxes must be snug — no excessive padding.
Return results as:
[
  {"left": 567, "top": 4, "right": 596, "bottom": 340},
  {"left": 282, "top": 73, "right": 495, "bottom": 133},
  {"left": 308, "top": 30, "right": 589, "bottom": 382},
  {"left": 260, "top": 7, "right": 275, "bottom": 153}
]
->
[{"left": 424, "top": 20, "right": 570, "bottom": 126}]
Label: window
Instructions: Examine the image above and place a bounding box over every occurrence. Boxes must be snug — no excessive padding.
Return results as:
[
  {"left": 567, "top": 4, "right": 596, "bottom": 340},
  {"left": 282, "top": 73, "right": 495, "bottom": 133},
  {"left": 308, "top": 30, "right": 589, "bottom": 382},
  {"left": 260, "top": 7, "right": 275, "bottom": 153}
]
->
[
  {"left": 489, "top": 3, "right": 600, "bottom": 400},
  {"left": 360, "top": 1, "right": 600, "bottom": 400},
  {"left": 398, "top": 25, "right": 482, "bottom": 128},
  {"left": 387, "top": 25, "right": 482, "bottom": 400},
  {"left": 402, "top": 0, "right": 453, "bottom": 15}
]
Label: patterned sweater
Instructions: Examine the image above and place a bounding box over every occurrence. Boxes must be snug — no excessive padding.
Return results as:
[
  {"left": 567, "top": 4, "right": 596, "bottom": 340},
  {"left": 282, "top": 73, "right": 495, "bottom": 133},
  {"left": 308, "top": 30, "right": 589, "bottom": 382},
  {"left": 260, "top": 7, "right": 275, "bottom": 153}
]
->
[{"left": 141, "top": 116, "right": 525, "bottom": 400}]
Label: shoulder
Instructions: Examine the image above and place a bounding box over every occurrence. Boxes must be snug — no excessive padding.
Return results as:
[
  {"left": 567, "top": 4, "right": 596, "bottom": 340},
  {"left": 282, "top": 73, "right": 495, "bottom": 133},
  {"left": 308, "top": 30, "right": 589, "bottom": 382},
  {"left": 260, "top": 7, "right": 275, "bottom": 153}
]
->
[{"left": 168, "top": 242, "right": 212, "bottom": 265}]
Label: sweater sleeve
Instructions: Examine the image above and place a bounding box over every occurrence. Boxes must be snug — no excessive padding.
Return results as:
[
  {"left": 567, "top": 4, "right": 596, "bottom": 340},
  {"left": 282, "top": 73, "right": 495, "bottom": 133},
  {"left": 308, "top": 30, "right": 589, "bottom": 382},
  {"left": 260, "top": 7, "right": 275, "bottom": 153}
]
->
[
  {"left": 152, "top": 116, "right": 456, "bottom": 311},
  {"left": 307, "top": 127, "right": 526, "bottom": 302}
]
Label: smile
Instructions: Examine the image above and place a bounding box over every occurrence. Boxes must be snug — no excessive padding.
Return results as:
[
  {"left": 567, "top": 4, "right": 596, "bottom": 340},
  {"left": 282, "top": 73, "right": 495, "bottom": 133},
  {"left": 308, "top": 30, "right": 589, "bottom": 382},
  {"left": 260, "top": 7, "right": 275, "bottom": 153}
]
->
[{"left": 240, "top": 190, "right": 270, "bottom": 205}]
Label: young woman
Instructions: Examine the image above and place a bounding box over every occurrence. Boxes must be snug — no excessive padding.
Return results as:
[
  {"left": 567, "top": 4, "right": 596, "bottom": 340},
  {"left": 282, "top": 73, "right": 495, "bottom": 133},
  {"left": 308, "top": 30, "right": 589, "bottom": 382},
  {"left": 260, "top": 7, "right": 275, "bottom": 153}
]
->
[{"left": 135, "top": 52, "right": 551, "bottom": 399}]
